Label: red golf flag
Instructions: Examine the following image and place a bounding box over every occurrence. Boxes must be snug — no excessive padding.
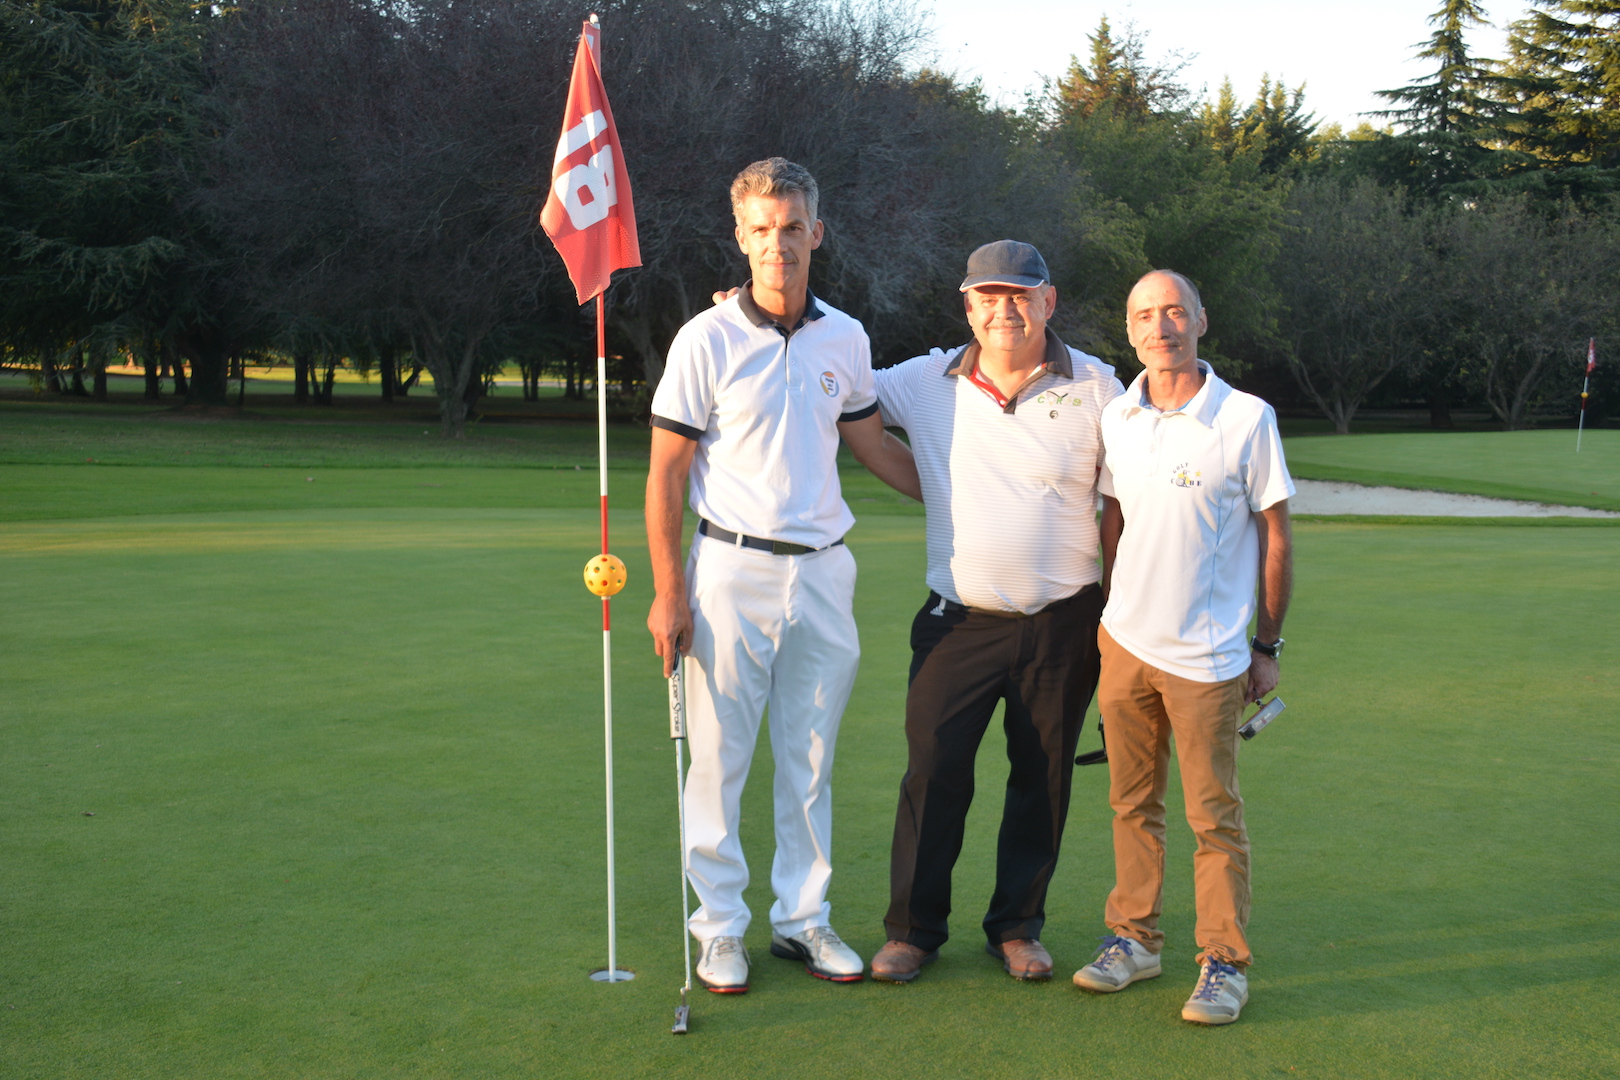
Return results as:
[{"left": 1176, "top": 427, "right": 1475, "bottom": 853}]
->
[
  {"left": 1588, "top": 338, "right": 1597, "bottom": 375},
  {"left": 541, "top": 19, "right": 641, "bottom": 305}
]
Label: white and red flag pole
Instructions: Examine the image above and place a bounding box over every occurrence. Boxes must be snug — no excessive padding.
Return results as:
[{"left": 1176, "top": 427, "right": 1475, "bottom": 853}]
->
[
  {"left": 1581, "top": 340, "right": 1594, "bottom": 453},
  {"left": 541, "top": 11, "right": 641, "bottom": 984},
  {"left": 1577, "top": 338, "right": 1597, "bottom": 452}
]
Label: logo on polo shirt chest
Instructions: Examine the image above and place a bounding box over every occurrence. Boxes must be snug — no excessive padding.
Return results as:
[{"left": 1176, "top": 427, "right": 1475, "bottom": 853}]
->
[
  {"left": 1170, "top": 462, "right": 1202, "bottom": 488},
  {"left": 1036, "top": 391, "right": 1084, "bottom": 419},
  {"left": 819, "top": 371, "right": 838, "bottom": 396}
]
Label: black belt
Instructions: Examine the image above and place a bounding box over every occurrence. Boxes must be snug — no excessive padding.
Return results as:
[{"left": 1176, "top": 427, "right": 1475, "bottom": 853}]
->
[
  {"left": 928, "top": 584, "right": 1097, "bottom": 619},
  {"left": 699, "top": 519, "right": 845, "bottom": 557}
]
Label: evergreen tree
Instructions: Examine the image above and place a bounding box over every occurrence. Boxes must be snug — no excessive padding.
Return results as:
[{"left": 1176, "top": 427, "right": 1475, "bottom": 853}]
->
[
  {"left": 1359, "top": 0, "right": 1502, "bottom": 197},
  {"left": 1047, "top": 23, "right": 1287, "bottom": 372},
  {"left": 0, "top": 0, "right": 232, "bottom": 401},
  {"left": 1054, "top": 16, "right": 1186, "bottom": 122},
  {"left": 1376, "top": 0, "right": 1496, "bottom": 134},
  {"left": 1498, "top": 0, "right": 1620, "bottom": 174}
]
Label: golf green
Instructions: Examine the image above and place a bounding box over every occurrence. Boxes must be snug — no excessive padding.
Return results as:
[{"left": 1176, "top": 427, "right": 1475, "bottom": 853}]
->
[{"left": 3, "top": 483, "right": 1616, "bottom": 1078}]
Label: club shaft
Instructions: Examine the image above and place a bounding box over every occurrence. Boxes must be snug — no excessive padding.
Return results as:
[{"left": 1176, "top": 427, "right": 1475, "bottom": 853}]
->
[{"left": 674, "top": 664, "right": 693, "bottom": 994}]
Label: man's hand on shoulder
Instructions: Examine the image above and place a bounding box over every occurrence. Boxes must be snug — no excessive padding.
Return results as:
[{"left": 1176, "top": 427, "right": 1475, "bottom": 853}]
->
[{"left": 712, "top": 286, "right": 742, "bottom": 305}]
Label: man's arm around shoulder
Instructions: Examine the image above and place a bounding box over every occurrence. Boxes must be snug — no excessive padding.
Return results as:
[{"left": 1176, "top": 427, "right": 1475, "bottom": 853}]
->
[{"left": 838, "top": 411, "right": 922, "bottom": 503}]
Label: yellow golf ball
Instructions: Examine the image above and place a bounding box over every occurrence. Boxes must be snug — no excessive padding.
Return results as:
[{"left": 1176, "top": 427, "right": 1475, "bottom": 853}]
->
[{"left": 584, "top": 554, "right": 627, "bottom": 597}]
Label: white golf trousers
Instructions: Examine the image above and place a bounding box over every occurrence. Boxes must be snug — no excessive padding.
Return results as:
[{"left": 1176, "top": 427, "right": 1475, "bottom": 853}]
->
[{"left": 682, "top": 531, "right": 860, "bottom": 942}]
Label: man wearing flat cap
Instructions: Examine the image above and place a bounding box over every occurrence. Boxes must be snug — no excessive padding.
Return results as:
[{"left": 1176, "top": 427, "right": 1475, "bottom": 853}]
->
[{"left": 868, "top": 241, "right": 1125, "bottom": 983}]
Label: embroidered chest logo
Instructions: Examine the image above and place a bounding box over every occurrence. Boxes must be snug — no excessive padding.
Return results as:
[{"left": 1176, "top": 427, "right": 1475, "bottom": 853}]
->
[
  {"left": 1170, "top": 462, "right": 1203, "bottom": 488},
  {"left": 1035, "top": 391, "right": 1085, "bottom": 418},
  {"left": 819, "top": 371, "right": 838, "bottom": 396}
]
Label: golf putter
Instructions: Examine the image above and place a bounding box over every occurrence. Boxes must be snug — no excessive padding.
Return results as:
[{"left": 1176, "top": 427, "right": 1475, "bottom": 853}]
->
[
  {"left": 1239, "top": 697, "right": 1285, "bottom": 740},
  {"left": 669, "top": 657, "right": 693, "bottom": 1035},
  {"left": 1075, "top": 717, "right": 1107, "bottom": 766}
]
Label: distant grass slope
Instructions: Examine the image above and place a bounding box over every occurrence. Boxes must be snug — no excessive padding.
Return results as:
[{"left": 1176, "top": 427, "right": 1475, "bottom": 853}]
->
[
  {"left": 0, "top": 401, "right": 647, "bottom": 469},
  {"left": 2, "top": 474, "right": 1617, "bottom": 1078},
  {"left": 1282, "top": 429, "right": 1620, "bottom": 510},
  {"left": 0, "top": 406, "right": 920, "bottom": 522}
]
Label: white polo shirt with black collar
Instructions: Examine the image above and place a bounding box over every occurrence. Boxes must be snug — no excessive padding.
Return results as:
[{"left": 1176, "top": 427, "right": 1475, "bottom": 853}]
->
[
  {"left": 1098, "top": 361, "right": 1295, "bottom": 683},
  {"left": 874, "top": 329, "right": 1123, "bottom": 614},
  {"left": 650, "top": 287, "right": 877, "bottom": 550}
]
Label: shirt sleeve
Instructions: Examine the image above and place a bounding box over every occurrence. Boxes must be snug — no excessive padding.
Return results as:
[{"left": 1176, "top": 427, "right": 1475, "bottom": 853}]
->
[
  {"left": 1244, "top": 403, "right": 1297, "bottom": 511},
  {"left": 649, "top": 323, "right": 714, "bottom": 438},
  {"left": 838, "top": 326, "right": 878, "bottom": 421},
  {"left": 874, "top": 352, "right": 935, "bottom": 433},
  {"left": 1094, "top": 375, "right": 1124, "bottom": 498}
]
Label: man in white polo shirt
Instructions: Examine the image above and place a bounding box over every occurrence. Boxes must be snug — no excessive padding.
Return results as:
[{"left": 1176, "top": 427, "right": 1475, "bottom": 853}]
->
[
  {"left": 866, "top": 240, "right": 1125, "bottom": 984},
  {"left": 645, "top": 158, "right": 921, "bottom": 993},
  {"left": 1071, "top": 269, "right": 1294, "bottom": 1026}
]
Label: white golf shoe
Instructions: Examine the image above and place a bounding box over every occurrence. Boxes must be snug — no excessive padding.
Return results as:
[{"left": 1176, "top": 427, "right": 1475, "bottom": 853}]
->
[
  {"left": 696, "top": 935, "right": 750, "bottom": 993},
  {"left": 1072, "top": 934, "right": 1162, "bottom": 992},
  {"left": 1181, "top": 959, "right": 1249, "bottom": 1025},
  {"left": 769, "top": 925, "right": 865, "bottom": 982}
]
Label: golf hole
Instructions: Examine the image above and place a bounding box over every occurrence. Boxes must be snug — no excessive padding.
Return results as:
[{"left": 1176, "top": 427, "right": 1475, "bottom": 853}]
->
[{"left": 589, "top": 968, "right": 636, "bottom": 982}]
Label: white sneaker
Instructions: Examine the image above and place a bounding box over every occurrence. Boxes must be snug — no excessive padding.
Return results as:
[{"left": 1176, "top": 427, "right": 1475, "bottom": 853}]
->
[
  {"left": 770, "top": 925, "right": 865, "bottom": 982},
  {"left": 696, "top": 935, "right": 749, "bottom": 993},
  {"left": 1181, "top": 959, "right": 1248, "bottom": 1024},
  {"left": 1072, "top": 935, "right": 1162, "bottom": 992}
]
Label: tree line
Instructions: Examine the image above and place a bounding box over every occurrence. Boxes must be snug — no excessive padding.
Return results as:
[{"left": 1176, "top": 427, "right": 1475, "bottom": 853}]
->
[{"left": 3, "top": 0, "right": 1618, "bottom": 435}]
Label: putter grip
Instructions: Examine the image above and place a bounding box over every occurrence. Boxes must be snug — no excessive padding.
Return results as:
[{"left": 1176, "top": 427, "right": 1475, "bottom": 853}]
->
[{"left": 669, "top": 666, "right": 687, "bottom": 740}]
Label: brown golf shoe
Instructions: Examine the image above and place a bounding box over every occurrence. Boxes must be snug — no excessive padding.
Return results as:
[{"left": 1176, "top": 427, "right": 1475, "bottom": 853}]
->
[
  {"left": 986, "top": 938, "right": 1053, "bottom": 980},
  {"left": 870, "top": 940, "right": 938, "bottom": 983}
]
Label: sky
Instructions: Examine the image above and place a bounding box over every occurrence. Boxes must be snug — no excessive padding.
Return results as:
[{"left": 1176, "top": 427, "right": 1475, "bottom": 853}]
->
[{"left": 920, "top": 0, "right": 1518, "bottom": 130}]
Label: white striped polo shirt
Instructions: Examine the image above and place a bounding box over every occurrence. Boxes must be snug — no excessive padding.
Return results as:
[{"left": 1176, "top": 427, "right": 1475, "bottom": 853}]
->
[{"left": 875, "top": 330, "right": 1123, "bottom": 614}]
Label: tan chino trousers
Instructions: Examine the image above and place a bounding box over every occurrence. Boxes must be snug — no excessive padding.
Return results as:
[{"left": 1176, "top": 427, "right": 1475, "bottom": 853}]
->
[{"left": 1097, "top": 625, "right": 1253, "bottom": 968}]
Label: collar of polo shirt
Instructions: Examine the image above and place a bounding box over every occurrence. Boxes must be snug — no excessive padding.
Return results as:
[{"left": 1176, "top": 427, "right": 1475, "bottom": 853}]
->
[
  {"left": 737, "top": 279, "right": 825, "bottom": 336},
  {"left": 1124, "top": 359, "right": 1223, "bottom": 427},
  {"left": 941, "top": 327, "right": 1074, "bottom": 415}
]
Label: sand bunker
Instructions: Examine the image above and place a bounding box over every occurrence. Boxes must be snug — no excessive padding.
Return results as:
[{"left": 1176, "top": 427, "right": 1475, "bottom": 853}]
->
[{"left": 1290, "top": 479, "right": 1619, "bottom": 517}]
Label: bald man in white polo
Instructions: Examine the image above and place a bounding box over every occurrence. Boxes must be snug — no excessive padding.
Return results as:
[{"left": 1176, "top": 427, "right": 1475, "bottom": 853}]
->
[{"left": 1072, "top": 269, "right": 1294, "bottom": 1026}]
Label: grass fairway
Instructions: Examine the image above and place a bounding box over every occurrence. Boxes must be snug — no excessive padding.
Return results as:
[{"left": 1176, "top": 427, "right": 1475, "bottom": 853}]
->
[
  {"left": 3, "top": 461, "right": 1618, "bottom": 1079},
  {"left": 1283, "top": 428, "right": 1620, "bottom": 510}
]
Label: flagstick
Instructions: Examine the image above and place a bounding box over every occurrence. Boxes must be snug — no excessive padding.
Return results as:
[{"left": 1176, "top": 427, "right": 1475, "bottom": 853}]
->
[
  {"left": 588, "top": 292, "right": 632, "bottom": 984},
  {"left": 1578, "top": 373, "right": 1591, "bottom": 452},
  {"left": 1578, "top": 337, "right": 1595, "bottom": 454}
]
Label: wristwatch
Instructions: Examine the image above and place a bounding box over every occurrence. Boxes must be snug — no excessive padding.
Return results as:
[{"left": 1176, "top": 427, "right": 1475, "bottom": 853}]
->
[{"left": 1250, "top": 636, "right": 1285, "bottom": 659}]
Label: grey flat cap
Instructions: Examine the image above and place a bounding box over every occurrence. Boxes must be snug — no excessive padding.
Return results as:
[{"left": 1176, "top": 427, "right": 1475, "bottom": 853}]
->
[{"left": 959, "top": 240, "right": 1050, "bottom": 291}]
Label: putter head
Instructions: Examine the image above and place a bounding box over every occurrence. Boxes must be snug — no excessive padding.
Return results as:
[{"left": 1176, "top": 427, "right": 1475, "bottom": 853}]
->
[
  {"left": 1074, "top": 715, "right": 1107, "bottom": 766},
  {"left": 1238, "top": 697, "right": 1285, "bottom": 740},
  {"left": 671, "top": 1003, "right": 689, "bottom": 1035}
]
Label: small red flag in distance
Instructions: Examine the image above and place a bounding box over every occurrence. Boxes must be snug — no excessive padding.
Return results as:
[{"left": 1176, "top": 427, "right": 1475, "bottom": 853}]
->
[
  {"left": 541, "top": 20, "right": 641, "bottom": 305},
  {"left": 1588, "top": 338, "right": 1597, "bottom": 375}
]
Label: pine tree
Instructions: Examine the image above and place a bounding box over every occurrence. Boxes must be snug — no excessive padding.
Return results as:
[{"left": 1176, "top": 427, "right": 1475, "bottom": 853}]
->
[
  {"left": 1054, "top": 16, "right": 1185, "bottom": 122},
  {"left": 1376, "top": 0, "right": 1496, "bottom": 133},
  {"left": 1365, "top": 0, "right": 1501, "bottom": 195},
  {"left": 1200, "top": 78, "right": 1240, "bottom": 156},
  {"left": 1499, "top": 0, "right": 1620, "bottom": 172},
  {"left": 1236, "top": 76, "right": 1317, "bottom": 173}
]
